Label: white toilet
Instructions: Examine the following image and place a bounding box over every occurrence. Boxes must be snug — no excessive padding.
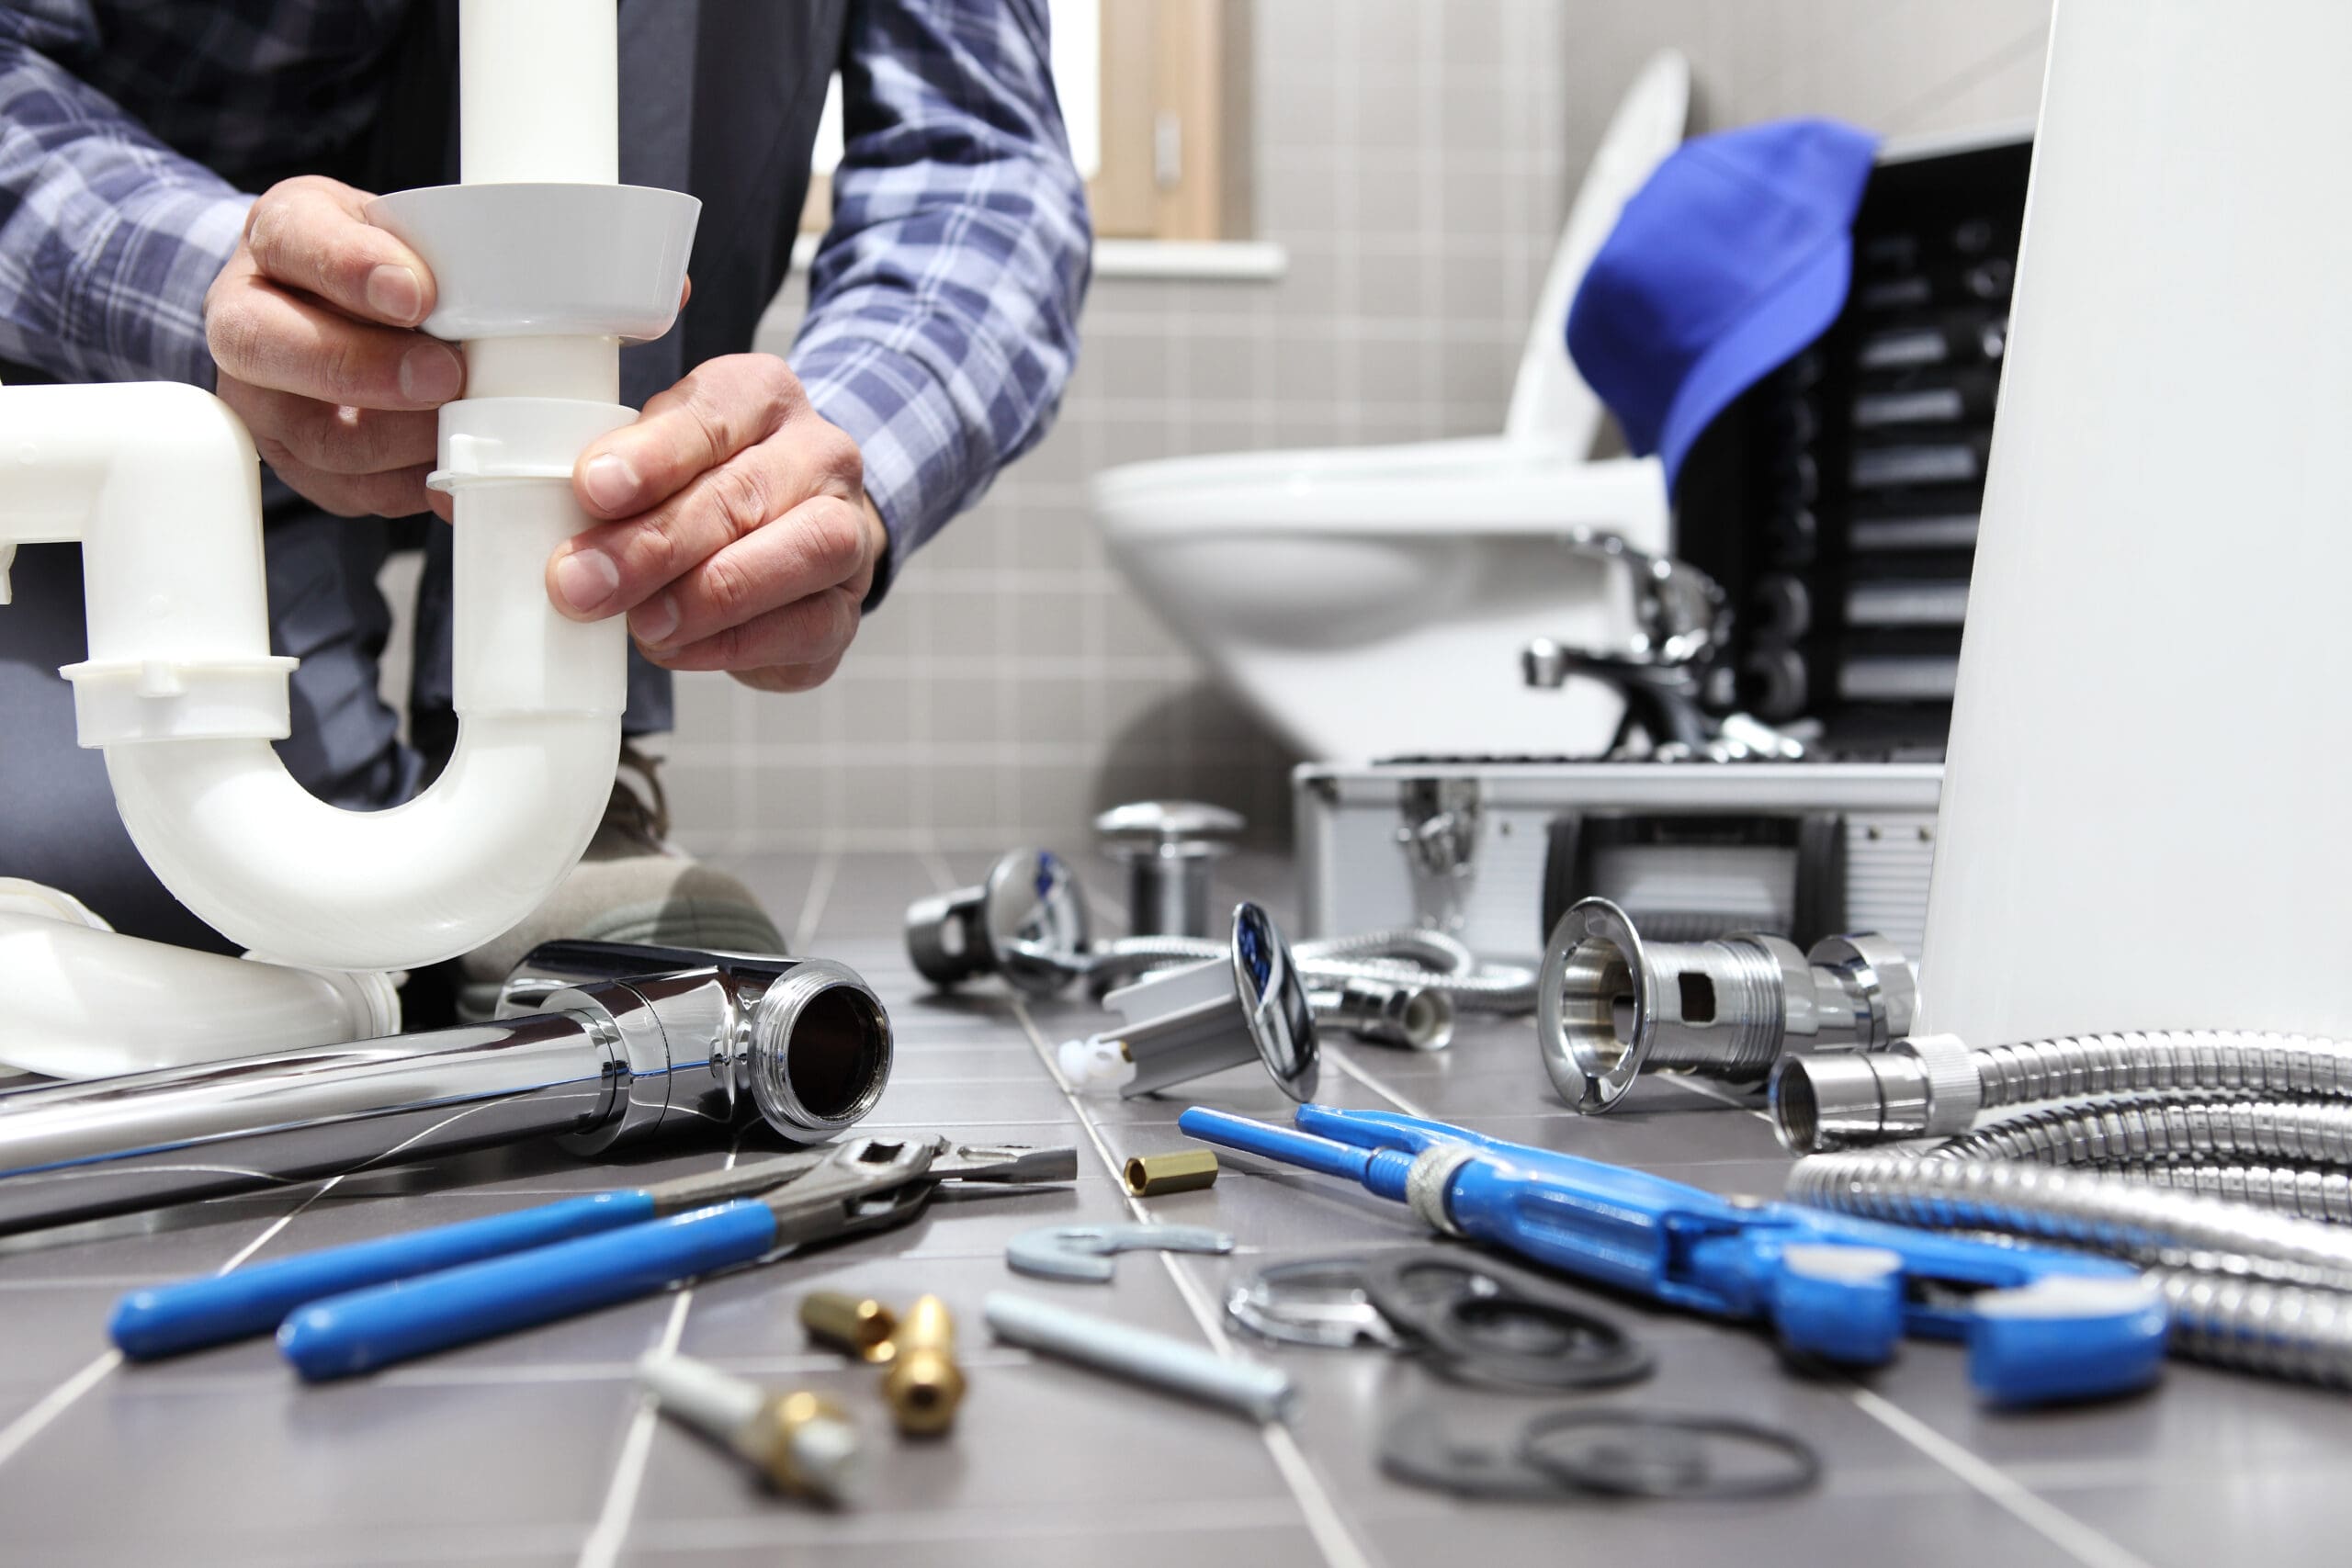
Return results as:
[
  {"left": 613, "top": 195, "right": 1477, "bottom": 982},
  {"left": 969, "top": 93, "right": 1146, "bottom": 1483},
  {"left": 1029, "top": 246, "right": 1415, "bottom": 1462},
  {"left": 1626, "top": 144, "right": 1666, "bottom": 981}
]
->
[{"left": 1091, "top": 53, "right": 1690, "bottom": 761}]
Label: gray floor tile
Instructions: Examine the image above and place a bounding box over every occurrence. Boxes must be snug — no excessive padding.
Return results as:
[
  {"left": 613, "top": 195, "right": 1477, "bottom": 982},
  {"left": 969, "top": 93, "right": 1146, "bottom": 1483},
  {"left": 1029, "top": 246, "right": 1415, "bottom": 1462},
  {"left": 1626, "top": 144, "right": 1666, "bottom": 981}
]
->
[{"left": 0, "top": 850, "right": 2330, "bottom": 1567}]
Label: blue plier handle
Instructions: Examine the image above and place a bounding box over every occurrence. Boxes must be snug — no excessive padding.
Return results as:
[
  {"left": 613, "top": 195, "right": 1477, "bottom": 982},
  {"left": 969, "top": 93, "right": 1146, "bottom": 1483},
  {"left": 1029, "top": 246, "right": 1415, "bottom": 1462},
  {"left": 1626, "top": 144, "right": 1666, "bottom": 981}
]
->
[{"left": 1178, "top": 1103, "right": 2168, "bottom": 1405}]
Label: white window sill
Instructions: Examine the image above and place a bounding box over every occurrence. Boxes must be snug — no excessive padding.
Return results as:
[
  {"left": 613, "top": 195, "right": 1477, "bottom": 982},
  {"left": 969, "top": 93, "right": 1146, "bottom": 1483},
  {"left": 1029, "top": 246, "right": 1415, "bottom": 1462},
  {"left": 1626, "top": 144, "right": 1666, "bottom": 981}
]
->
[{"left": 788, "top": 233, "right": 1286, "bottom": 282}]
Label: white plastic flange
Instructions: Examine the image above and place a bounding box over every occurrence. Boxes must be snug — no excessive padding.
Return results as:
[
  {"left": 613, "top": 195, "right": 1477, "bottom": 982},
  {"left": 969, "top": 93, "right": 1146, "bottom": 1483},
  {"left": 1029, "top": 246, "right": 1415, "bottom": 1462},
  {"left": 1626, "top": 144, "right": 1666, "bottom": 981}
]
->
[
  {"left": 366, "top": 184, "right": 700, "bottom": 343},
  {"left": 428, "top": 397, "right": 636, "bottom": 492},
  {"left": 60, "top": 652, "right": 300, "bottom": 746}
]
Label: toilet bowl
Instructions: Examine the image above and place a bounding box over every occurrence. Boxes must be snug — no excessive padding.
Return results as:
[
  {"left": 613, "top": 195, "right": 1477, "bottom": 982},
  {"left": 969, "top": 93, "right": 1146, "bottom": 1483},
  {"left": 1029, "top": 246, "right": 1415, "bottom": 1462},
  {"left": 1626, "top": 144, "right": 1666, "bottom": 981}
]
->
[{"left": 1091, "top": 52, "right": 1690, "bottom": 762}]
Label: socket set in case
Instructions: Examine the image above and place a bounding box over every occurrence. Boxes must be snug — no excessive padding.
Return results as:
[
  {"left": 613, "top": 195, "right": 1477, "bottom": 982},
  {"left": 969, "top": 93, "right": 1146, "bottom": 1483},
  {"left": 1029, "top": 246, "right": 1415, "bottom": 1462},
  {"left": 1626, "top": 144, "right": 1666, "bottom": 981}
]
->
[
  {"left": 1295, "top": 758, "right": 1941, "bottom": 964},
  {"left": 1674, "top": 128, "right": 2031, "bottom": 754}
]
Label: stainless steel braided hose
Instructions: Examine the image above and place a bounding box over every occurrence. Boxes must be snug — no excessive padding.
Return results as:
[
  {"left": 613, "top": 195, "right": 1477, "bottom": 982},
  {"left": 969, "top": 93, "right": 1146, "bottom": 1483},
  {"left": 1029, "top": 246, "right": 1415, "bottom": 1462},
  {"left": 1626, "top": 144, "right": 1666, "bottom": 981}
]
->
[
  {"left": 1936, "top": 1095, "right": 2352, "bottom": 1169},
  {"left": 1787, "top": 1151, "right": 2352, "bottom": 1384},
  {"left": 1788, "top": 1152, "right": 2352, "bottom": 1289},
  {"left": 1773, "top": 1030, "right": 2352, "bottom": 1152}
]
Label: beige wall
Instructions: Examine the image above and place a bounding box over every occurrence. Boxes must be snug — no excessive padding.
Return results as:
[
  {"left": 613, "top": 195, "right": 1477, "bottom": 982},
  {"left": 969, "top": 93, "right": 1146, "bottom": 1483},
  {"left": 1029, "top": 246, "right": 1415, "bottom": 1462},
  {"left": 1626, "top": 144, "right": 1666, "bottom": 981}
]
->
[{"left": 662, "top": 0, "right": 2054, "bottom": 855}]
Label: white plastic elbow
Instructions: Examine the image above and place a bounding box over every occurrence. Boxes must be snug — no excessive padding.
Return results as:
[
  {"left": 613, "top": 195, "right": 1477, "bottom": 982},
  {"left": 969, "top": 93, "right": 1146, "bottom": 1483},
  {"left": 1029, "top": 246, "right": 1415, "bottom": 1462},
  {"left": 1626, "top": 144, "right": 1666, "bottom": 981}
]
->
[
  {"left": 0, "top": 880, "right": 398, "bottom": 1078},
  {"left": 0, "top": 382, "right": 631, "bottom": 970}
]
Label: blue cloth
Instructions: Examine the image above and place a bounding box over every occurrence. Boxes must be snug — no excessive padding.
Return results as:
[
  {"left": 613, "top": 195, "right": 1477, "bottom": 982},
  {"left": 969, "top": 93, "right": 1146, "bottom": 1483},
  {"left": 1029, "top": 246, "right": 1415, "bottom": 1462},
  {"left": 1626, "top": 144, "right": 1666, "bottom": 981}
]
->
[
  {"left": 0, "top": 0, "right": 1091, "bottom": 570},
  {"left": 1566, "top": 118, "right": 1878, "bottom": 490}
]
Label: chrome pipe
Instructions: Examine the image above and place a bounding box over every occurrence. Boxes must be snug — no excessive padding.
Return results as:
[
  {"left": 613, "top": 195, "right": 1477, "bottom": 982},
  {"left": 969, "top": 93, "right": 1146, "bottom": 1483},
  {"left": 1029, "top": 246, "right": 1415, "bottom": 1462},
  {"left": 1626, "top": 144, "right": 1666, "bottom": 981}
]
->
[{"left": 0, "top": 949, "right": 892, "bottom": 1235}]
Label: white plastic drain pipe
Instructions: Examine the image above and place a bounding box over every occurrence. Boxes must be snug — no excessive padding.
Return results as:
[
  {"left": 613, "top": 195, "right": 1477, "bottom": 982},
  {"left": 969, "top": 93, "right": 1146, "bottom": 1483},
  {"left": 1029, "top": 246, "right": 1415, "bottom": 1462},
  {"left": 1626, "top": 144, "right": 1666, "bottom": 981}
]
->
[
  {"left": 0, "top": 0, "right": 698, "bottom": 976},
  {"left": 0, "top": 881, "right": 399, "bottom": 1078}
]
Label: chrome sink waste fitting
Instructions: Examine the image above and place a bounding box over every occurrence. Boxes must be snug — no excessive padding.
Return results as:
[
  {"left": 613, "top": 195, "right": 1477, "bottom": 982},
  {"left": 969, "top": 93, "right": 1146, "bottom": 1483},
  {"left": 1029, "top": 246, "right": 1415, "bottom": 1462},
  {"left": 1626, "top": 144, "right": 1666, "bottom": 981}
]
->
[
  {"left": 0, "top": 942, "right": 893, "bottom": 1235},
  {"left": 1093, "top": 800, "right": 1245, "bottom": 938},
  {"left": 1311, "top": 976, "right": 1455, "bottom": 1052},
  {"left": 904, "top": 849, "right": 1091, "bottom": 997},
  {"left": 1538, "top": 897, "right": 1914, "bottom": 1113},
  {"left": 1770, "top": 1027, "right": 2352, "bottom": 1155},
  {"left": 1057, "top": 902, "right": 1318, "bottom": 1100}
]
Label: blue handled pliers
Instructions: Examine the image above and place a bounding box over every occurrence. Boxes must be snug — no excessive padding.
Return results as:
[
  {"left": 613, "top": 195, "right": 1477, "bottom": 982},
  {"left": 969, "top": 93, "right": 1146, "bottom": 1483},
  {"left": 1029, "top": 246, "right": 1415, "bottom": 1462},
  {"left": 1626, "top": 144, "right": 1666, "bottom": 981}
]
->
[
  {"left": 110, "top": 1136, "right": 1075, "bottom": 1378},
  {"left": 1177, "top": 1103, "right": 2168, "bottom": 1405}
]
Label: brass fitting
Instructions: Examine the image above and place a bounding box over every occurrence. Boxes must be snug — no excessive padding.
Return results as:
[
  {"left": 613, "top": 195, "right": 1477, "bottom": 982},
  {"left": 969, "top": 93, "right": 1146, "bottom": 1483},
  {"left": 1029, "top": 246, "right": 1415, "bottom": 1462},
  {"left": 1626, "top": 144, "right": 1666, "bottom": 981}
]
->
[
  {"left": 741, "top": 1390, "right": 863, "bottom": 1501},
  {"left": 882, "top": 1293, "right": 967, "bottom": 1436},
  {"left": 1124, "top": 1148, "right": 1219, "bottom": 1197},
  {"left": 799, "top": 1290, "right": 899, "bottom": 1364}
]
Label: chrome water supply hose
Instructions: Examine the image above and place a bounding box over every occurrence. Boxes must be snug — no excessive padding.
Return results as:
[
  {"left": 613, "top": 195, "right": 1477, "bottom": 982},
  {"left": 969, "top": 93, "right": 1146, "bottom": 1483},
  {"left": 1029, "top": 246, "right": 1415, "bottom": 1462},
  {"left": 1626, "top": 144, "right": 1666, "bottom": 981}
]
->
[
  {"left": 1772, "top": 1029, "right": 2352, "bottom": 1153},
  {"left": 1787, "top": 1152, "right": 2352, "bottom": 1385}
]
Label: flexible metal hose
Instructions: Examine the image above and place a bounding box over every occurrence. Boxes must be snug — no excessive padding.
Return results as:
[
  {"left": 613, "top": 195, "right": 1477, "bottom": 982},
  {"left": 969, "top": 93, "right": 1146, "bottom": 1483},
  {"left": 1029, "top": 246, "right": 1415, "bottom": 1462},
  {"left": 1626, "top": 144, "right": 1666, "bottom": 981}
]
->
[
  {"left": 2148, "top": 1267, "right": 2352, "bottom": 1387},
  {"left": 1971, "top": 1031, "right": 2352, "bottom": 1110},
  {"left": 1936, "top": 1095, "right": 2352, "bottom": 1169},
  {"left": 1788, "top": 1151, "right": 2352, "bottom": 1384},
  {"left": 1788, "top": 1153, "right": 2352, "bottom": 1292},
  {"left": 1088, "top": 930, "right": 1538, "bottom": 1014},
  {"left": 1772, "top": 1028, "right": 2352, "bottom": 1151}
]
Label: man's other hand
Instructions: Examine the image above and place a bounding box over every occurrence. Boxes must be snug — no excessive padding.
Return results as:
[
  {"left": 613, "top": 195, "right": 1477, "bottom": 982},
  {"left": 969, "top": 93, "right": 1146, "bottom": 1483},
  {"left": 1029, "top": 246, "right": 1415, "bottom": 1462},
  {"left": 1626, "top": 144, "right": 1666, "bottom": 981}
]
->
[
  {"left": 547, "top": 355, "right": 888, "bottom": 693},
  {"left": 205, "top": 175, "right": 458, "bottom": 519}
]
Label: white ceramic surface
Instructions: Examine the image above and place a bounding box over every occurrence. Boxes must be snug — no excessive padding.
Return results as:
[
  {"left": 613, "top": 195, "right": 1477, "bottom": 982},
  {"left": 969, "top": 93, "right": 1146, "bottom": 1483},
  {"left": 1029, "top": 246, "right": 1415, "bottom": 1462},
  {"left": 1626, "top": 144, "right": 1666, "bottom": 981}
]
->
[
  {"left": 1089, "top": 53, "right": 1691, "bottom": 761},
  {"left": 1917, "top": 0, "right": 2352, "bottom": 1043}
]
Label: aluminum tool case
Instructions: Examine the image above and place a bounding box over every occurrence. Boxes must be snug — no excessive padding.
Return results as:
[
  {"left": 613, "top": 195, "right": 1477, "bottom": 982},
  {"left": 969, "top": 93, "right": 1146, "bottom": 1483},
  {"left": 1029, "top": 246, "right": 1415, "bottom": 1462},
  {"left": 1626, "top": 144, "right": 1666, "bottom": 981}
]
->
[{"left": 1295, "top": 760, "right": 1943, "bottom": 964}]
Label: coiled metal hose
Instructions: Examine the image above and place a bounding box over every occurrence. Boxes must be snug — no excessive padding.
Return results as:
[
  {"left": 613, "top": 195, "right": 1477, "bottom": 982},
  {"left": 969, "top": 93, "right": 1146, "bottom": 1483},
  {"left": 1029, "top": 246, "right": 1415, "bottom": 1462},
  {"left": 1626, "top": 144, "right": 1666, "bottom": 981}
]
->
[
  {"left": 1970, "top": 1031, "right": 2352, "bottom": 1110},
  {"left": 1771, "top": 1028, "right": 2352, "bottom": 1151},
  {"left": 1788, "top": 1151, "right": 2352, "bottom": 1384},
  {"left": 1939, "top": 1095, "right": 2352, "bottom": 1168},
  {"left": 1087, "top": 929, "right": 1539, "bottom": 1014},
  {"left": 1925, "top": 1096, "right": 2352, "bottom": 1220}
]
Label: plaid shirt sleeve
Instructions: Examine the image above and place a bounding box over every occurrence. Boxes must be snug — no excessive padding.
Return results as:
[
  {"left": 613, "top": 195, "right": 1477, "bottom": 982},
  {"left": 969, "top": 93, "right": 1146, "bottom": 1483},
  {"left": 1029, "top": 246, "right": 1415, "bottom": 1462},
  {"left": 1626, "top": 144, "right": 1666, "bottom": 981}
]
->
[
  {"left": 0, "top": 7, "right": 251, "bottom": 386},
  {"left": 794, "top": 0, "right": 1092, "bottom": 581}
]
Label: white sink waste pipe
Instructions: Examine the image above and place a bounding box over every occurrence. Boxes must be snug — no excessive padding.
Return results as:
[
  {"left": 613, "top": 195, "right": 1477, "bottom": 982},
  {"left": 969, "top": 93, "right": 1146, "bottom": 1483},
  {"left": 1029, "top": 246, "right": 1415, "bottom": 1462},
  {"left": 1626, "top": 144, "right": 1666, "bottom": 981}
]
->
[
  {"left": 0, "top": 0, "right": 697, "bottom": 978},
  {"left": 0, "top": 880, "right": 399, "bottom": 1078}
]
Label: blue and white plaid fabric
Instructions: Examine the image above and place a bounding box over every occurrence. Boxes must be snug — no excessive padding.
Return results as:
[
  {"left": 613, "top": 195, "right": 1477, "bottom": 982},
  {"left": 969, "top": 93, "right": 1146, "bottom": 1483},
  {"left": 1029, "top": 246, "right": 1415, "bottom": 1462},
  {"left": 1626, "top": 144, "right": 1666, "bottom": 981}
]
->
[{"left": 0, "top": 0, "right": 1089, "bottom": 566}]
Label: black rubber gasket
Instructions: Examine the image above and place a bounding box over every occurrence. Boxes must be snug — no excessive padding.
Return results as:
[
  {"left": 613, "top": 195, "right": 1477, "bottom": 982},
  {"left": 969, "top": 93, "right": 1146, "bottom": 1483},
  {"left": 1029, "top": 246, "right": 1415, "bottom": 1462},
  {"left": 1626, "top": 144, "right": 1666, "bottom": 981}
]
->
[
  {"left": 1358, "top": 1249, "right": 1652, "bottom": 1393},
  {"left": 1517, "top": 1409, "right": 1822, "bottom": 1500},
  {"left": 1378, "top": 1404, "right": 1575, "bottom": 1501}
]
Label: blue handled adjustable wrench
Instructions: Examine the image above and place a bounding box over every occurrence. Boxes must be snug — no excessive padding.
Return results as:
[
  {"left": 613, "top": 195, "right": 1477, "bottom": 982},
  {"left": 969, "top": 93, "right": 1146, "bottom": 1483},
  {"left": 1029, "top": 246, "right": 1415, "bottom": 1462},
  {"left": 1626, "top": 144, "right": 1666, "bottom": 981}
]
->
[{"left": 1177, "top": 1103, "right": 2167, "bottom": 1405}]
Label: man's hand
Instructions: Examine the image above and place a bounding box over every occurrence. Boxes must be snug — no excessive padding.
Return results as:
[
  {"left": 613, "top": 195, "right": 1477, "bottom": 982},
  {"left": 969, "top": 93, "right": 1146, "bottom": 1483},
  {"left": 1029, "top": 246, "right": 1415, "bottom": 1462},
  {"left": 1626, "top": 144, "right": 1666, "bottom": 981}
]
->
[
  {"left": 548, "top": 355, "right": 888, "bottom": 693},
  {"left": 205, "top": 175, "right": 461, "bottom": 519}
]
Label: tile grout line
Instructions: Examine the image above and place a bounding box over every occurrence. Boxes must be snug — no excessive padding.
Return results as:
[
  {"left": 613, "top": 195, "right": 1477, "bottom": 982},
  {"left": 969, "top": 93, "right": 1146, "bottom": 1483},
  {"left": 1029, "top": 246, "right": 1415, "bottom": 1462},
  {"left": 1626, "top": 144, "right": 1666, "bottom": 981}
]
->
[
  {"left": 789, "top": 846, "right": 842, "bottom": 956},
  {"left": 580, "top": 846, "right": 851, "bottom": 1568},
  {"left": 1844, "top": 1388, "right": 2157, "bottom": 1568},
  {"left": 1005, "top": 994, "right": 1375, "bottom": 1568},
  {"left": 0, "top": 1173, "right": 344, "bottom": 1473},
  {"left": 1651, "top": 1076, "right": 2151, "bottom": 1567}
]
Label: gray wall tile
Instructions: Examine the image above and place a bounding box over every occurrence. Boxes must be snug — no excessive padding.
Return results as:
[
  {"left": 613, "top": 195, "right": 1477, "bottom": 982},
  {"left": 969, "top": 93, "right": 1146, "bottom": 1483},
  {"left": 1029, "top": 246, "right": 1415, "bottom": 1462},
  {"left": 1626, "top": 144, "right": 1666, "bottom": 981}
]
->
[{"left": 664, "top": 0, "right": 2052, "bottom": 856}]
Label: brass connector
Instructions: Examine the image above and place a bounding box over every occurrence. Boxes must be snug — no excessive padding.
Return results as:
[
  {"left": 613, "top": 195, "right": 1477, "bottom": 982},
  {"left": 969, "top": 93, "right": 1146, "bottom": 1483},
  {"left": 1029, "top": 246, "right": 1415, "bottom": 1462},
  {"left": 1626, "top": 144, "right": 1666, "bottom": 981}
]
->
[
  {"left": 1124, "top": 1148, "right": 1219, "bottom": 1197},
  {"left": 882, "top": 1293, "right": 966, "bottom": 1436},
  {"left": 741, "top": 1390, "right": 863, "bottom": 1502},
  {"left": 800, "top": 1290, "right": 899, "bottom": 1364}
]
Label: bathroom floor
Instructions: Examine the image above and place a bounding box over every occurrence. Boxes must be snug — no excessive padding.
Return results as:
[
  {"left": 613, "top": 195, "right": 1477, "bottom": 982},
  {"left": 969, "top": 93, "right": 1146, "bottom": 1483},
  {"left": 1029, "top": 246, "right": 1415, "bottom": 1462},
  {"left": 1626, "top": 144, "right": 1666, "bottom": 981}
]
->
[{"left": 0, "top": 850, "right": 2343, "bottom": 1567}]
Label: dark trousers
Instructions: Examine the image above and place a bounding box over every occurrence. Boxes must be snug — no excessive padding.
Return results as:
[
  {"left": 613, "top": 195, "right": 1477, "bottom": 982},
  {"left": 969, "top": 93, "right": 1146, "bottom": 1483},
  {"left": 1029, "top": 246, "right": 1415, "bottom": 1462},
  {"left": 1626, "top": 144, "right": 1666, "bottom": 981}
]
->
[{"left": 0, "top": 493, "right": 671, "bottom": 953}]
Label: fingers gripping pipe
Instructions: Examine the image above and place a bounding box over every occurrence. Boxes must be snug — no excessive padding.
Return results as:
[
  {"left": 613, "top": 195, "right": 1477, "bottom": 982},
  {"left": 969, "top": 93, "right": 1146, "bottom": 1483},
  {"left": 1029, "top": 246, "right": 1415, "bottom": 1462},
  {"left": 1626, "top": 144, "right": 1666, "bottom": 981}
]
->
[{"left": 0, "top": 0, "right": 695, "bottom": 971}]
